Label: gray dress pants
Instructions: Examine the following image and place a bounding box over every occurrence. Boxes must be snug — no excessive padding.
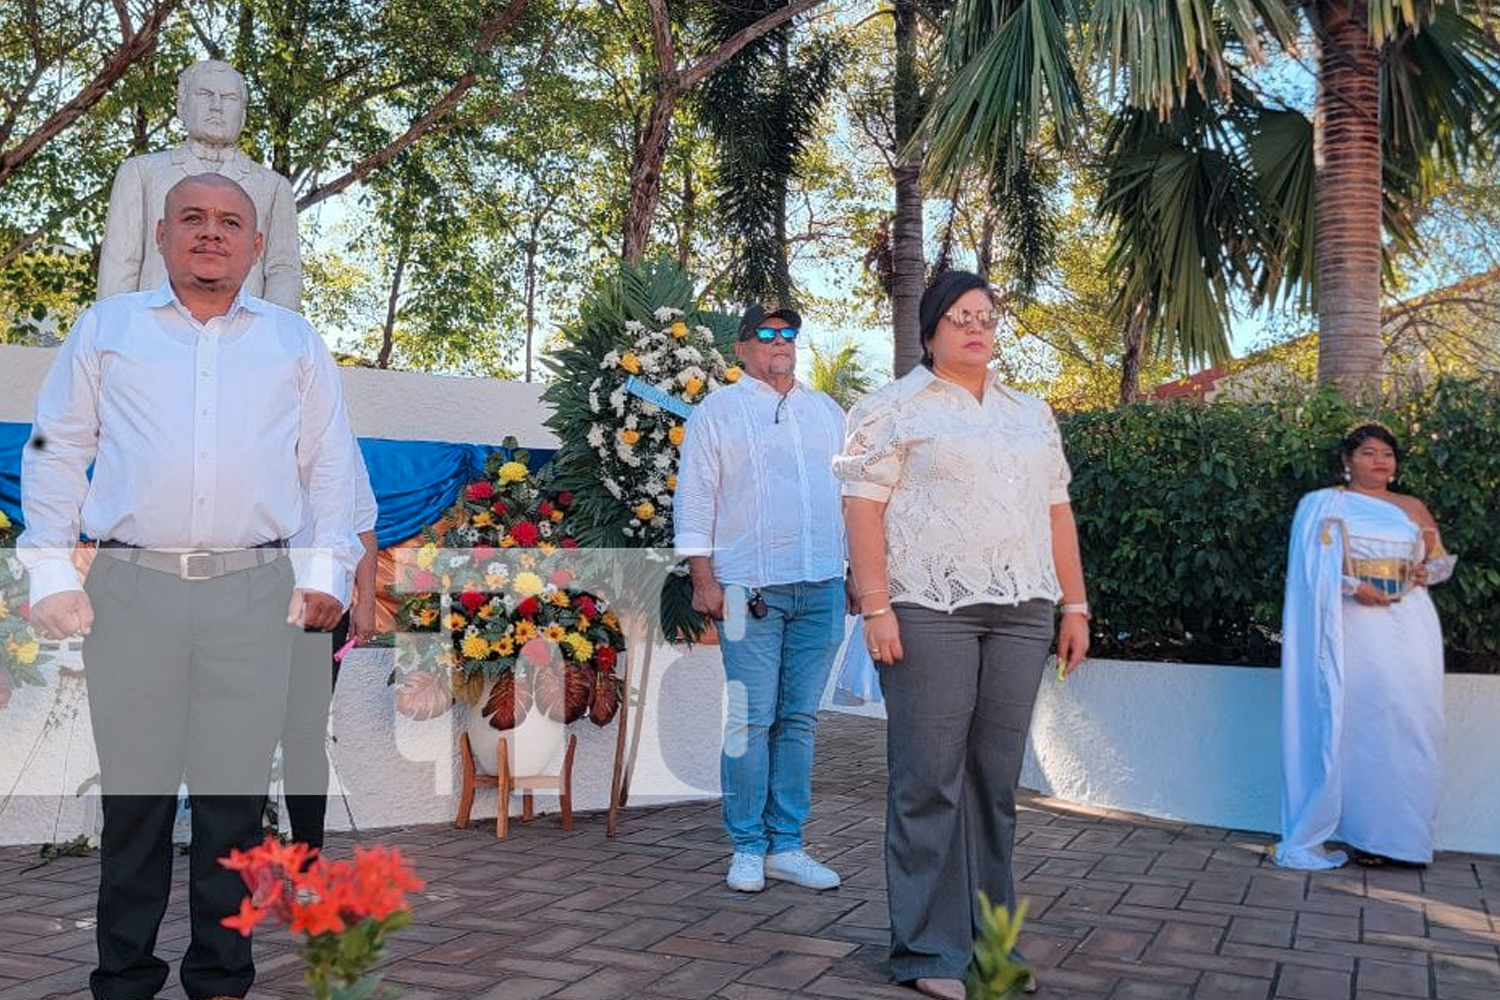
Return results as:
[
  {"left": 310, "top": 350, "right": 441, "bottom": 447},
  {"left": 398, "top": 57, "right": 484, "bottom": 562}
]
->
[{"left": 879, "top": 599, "right": 1054, "bottom": 982}]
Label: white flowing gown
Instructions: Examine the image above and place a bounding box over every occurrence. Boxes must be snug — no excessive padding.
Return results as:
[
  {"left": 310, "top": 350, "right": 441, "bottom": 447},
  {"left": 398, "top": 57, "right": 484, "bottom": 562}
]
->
[{"left": 1275, "top": 488, "right": 1444, "bottom": 868}]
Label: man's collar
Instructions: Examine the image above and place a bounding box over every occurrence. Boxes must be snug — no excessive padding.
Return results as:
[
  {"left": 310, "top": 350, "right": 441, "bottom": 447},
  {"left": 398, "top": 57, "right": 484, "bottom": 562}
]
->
[
  {"left": 742, "top": 374, "right": 801, "bottom": 395},
  {"left": 148, "top": 280, "right": 266, "bottom": 320}
]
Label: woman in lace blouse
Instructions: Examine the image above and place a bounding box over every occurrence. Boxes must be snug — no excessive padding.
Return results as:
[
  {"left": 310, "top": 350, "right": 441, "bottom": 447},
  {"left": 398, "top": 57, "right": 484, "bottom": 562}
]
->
[{"left": 835, "top": 270, "right": 1089, "bottom": 1000}]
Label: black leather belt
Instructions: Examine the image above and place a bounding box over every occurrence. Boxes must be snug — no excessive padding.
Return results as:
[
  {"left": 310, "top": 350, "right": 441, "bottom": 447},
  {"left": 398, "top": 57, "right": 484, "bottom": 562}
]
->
[{"left": 97, "top": 539, "right": 288, "bottom": 581}]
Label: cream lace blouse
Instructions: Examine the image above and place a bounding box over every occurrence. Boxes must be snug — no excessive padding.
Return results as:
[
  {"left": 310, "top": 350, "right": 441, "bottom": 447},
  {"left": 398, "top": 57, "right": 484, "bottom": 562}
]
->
[{"left": 834, "top": 366, "right": 1072, "bottom": 612}]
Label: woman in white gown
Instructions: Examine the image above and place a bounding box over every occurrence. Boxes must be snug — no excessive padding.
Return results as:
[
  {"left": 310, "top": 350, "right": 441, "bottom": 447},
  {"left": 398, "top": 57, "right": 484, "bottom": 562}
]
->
[{"left": 1275, "top": 422, "right": 1455, "bottom": 870}]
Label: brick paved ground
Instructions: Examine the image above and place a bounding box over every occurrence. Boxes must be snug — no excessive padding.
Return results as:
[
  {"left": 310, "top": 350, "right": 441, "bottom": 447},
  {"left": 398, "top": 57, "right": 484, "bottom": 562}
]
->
[{"left": 1, "top": 713, "right": 1496, "bottom": 1000}]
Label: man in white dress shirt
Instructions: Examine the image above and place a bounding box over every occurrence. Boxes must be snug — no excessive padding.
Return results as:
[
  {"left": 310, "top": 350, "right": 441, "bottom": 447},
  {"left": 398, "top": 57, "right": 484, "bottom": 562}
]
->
[
  {"left": 674, "top": 304, "right": 848, "bottom": 893},
  {"left": 20, "top": 173, "right": 358, "bottom": 1000},
  {"left": 98, "top": 60, "right": 302, "bottom": 309}
]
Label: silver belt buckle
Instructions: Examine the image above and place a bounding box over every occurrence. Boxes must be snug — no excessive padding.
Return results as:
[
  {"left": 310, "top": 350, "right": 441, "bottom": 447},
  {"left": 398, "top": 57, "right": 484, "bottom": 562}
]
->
[{"left": 179, "top": 551, "right": 218, "bottom": 581}]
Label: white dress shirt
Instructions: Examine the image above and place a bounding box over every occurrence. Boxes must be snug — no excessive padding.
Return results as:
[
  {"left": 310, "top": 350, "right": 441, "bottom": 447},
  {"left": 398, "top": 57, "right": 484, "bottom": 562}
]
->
[
  {"left": 674, "top": 377, "right": 847, "bottom": 589},
  {"left": 290, "top": 445, "right": 378, "bottom": 602},
  {"left": 834, "top": 365, "right": 1072, "bottom": 611},
  {"left": 19, "top": 283, "right": 361, "bottom": 604}
]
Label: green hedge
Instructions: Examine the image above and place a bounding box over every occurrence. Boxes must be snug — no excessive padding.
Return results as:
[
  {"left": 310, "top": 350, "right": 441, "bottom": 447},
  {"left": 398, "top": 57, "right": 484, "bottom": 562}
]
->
[{"left": 1060, "top": 378, "right": 1500, "bottom": 671}]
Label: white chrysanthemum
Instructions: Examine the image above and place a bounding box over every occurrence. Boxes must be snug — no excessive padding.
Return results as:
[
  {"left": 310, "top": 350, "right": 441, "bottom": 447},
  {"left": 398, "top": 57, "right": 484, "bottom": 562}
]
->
[
  {"left": 609, "top": 389, "right": 627, "bottom": 415},
  {"left": 603, "top": 478, "right": 623, "bottom": 499},
  {"left": 640, "top": 401, "right": 661, "bottom": 416},
  {"left": 587, "top": 424, "right": 606, "bottom": 448},
  {"left": 653, "top": 306, "right": 683, "bottom": 322},
  {"left": 654, "top": 452, "right": 673, "bottom": 469},
  {"left": 588, "top": 390, "right": 600, "bottom": 412},
  {"left": 625, "top": 414, "right": 639, "bottom": 430},
  {"left": 624, "top": 320, "right": 646, "bottom": 334},
  {"left": 674, "top": 346, "right": 703, "bottom": 364},
  {"left": 602, "top": 350, "right": 620, "bottom": 368}
]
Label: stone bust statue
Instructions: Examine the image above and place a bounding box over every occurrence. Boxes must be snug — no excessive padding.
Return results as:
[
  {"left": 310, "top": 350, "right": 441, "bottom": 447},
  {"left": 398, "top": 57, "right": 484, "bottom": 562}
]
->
[{"left": 97, "top": 60, "right": 302, "bottom": 309}]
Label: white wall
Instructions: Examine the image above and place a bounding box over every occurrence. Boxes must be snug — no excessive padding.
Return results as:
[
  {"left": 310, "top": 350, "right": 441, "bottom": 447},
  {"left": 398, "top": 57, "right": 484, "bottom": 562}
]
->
[
  {"left": 0, "top": 343, "right": 559, "bottom": 448},
  {"left": 1019, "top": 659, "right": 1500, "bottom": 855}
]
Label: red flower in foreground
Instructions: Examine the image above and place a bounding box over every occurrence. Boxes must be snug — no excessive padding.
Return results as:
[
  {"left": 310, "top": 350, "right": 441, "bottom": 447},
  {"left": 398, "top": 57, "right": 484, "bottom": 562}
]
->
[
  {"left": 537, "top": 500, "right": 554, "bottom": 517},
  {"left": 548, "top": 569, "right": 573, "bottom": 587},
  {"left": 575, "top": 595, "right": 598, "bottom": 619},
  {"left": 515, "top": 597, "right": 540, "bottom": 619},
  {"left": 594, "top": 645, "right": 617, "bottom": 672},
  {"left": 556, "top": 491, "right": 575, "bottom": 508},
  {"left": 472, "top": 544, "right": 497, "bottom": 563},
  {"left": 491, "top": 501, "right": 509, "bottom": 517},
  {"left": 466, "top": 480, "right": 494, "bottom": 500},
  {"left": 509, "top": 521, "right": 540, "bottom": 547},
  {"left": 459, "top": 591, "right": 486, "bottom": 614},
  {"left": 560, "top": 537, "right": 579, "bottom": 549}
]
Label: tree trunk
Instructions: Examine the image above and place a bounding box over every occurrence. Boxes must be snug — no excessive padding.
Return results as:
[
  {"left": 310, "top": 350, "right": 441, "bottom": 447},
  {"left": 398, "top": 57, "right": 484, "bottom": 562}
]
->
[
  {"left": 890, "top": 0, "right": 924, "bottom": 376},
  {"left": 1118, "top": 301, "right": 1147, "bottom": 405},
  {"left": 524, "top": 216, "right": 541, "bottom": 382},
  {"left": 976, "top": 206, "right": 996, "bottom": 283},
  {"left": 623, "top": 91, "right": 679, "bottom": 263},
  {"left": 677, "top": 157, "right": 695, "bottom": 270},
  {"left": 1313, "top": 0, "right": 1384, "bottom": 395},
  {"left": 377, "top": 244, "right": 407, "bottom": 369}
]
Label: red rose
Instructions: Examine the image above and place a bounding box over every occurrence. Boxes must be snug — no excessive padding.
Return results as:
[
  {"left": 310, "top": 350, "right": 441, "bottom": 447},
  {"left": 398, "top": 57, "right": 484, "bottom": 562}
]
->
[
  {"left": 521, "top": 637, "right": 557, "bottom": 668},
  {"left": 411, "top": 570, "right": 438, "bottom": 592},
  {"left": 556, "top": 491, "right": 575, "bottom": 508},
  {"left": 516, "top": 597, "right": 541, "bottom": 619},
  {"left": 594, "top": 646, "right": 617, "bottom": 672},
  {"left": 459, "top": 591, "right": 486, "bottom": 614},
  {"left": 537, "top": 501, "right": 554, "bottom": 517},
  {"left": 491, "top": 501, "right": 509, "bottom": 517},
  {"left": 509, "top": 521, "right": 540, "bottom": 547},
  {"left": 471, "top": 545, "right": 496, "bottom": 564},
  {"left": 560, "top": 537, "right": 579, "bottom": 549},
  {"left": 575, "top": 595, "right": 598, "bottom": 619},
  {"left": 466, "top": 481, "right": 494, "bottom": 501},
  {"left": 548, "top": 569, "right": 572, "bottom": 587}
]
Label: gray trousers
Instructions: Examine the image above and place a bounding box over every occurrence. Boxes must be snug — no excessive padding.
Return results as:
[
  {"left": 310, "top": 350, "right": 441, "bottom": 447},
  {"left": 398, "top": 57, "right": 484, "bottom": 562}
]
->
[{"left": 879, "top": 599, "right": 1053, "bottom": 982}]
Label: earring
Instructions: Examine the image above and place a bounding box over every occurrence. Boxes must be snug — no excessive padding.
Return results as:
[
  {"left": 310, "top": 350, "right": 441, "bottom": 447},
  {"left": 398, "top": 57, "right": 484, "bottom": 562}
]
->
[{"left": 1342, "top": 468, "right": 1351, "bottom": 482}]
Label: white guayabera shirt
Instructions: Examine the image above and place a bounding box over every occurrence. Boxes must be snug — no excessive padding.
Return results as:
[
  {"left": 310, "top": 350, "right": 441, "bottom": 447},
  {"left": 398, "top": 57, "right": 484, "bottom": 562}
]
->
[
  {"left": 834, "top": 365, "right": 1072, "bottom": 612},
  {"left": 19, "top": 283, "right": 362, "bottom": 604},
  {"left": 673, "top": 377, "right": 847, "bottom": 589}
]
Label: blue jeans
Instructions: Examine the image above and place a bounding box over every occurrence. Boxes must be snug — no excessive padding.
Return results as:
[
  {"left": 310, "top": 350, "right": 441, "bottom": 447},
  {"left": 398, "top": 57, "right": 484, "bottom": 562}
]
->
[{"left": 718, "top": 577, "right": 846, "bottom": 855}]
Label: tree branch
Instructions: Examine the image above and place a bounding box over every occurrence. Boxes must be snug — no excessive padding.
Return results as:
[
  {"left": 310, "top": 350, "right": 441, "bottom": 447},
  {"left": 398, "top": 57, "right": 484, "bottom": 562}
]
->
[
  {"left": 679, "top": 0, "right": 831, "bottom": 91},
  {"left": 294, "top": 0, "right": 533, "bottom": 212},
  {"left": 0, "top": 0, "right": 184, "bottom": 188},
  {"left": 643, "top": 0, "right": 678, "bottom": 87}
]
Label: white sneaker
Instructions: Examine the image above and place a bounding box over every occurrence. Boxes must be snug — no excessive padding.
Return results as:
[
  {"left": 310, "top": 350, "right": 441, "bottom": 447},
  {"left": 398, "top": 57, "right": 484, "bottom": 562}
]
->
[
  {"left": 765, "top": 849, "right": 841, "bottom": 889},
  {"left": 726, "top": 851, "right": 765, "bottom": 892}
]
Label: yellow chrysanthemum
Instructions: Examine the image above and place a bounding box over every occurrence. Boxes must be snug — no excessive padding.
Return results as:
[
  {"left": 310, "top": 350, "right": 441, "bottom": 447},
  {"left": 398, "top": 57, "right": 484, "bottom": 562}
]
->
[
  {"left": 477, "top": 603, "right": 496, "bottom": 619},
  {"left": 619, "top": 428, "right": 641, "bottom": 446},
  {"left": 446, "top": 612, "right": 468, "bottom": 631},
  {"left": 634, "top": 501, "right": 656, "bottom": 521},
  {"left": 576, "top": 614, "right": 591, "bottom": 630},
  {"left": 484, "top": 573, "right": 508, "bottom": 589},
  {"left": 6, "top": 636, "right": 38, "bottom": 665},
  {"left": 550, "top": 510, "right": 564, "bottom": 522},
  {"left": 416, "top": 543, "right": 438, "bottom": 569},
  {"left": 0, "top": 510, "right": 11, "bottom": 530},
  {"left": 471, "top": 511, "right": 493, "bottom": 527},
  {"left": 683, "top": 376, "right": 704, "bottom": 398},
  {"left": 498, "top": 461, "right": 529, "bottom": 483},
  {"left": 460, "top": 634, "right": 492, "bottom": 660},
  {"left": 669, "top": 321, "right": 689, "bottom": 339},
  {"left": 519, "top": 552, "right": 537, "bottom": 568},
  {"left": 619, "top": 352, "right": 642, "bottom": 373},
  {"left": 513, "top": 571, "right": 545, "bottom": 597},
  {"left": 417, "top": 607, "right": 439, "bottom": 626},
  {"left": 724, "top": 366, "right": 742, "bottom": 383},
  {"left": 547, "top": 590, "right": 570, "bottom": 608},
  {"left": 602, "top": 611, "right": 620, "bottom": 630},
  {"left": 668, "top": 425, "right": 686, "bottom": 447},
  {"left": 493, "top": 637, "right": 515, "bottom": 656},
  {"left": 544, "top": 624, "right": 568, "bottom": 641},
  {"left": 565, "top": 634, "right": 594, "bottom": 662},
  {"left": 513, "top": 620, "right": 538, "bottom": 642},
  {"left": 667, "top": 474, "right": 678, "bottom": 491}
]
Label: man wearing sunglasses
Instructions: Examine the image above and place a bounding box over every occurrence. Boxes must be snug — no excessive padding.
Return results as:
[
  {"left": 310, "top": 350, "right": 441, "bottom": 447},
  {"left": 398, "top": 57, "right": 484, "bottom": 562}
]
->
[{"left": 674, "top": 303, "right": 849, "bottom": 894}]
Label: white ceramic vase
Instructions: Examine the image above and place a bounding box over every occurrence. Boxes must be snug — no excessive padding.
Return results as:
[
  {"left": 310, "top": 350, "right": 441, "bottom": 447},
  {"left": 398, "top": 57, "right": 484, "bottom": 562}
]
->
[{"left": 465, "top": 683, "right": 567, "bottom": 777}]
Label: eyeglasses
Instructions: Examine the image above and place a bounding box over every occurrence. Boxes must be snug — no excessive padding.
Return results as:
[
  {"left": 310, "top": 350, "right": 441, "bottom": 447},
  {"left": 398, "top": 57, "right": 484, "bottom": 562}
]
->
[
  {"left": 942, "top": 308, "right": 1000, "bottom": 330},
  {"left": 746, "top": 326, "right": 799, "bottom": 343}
]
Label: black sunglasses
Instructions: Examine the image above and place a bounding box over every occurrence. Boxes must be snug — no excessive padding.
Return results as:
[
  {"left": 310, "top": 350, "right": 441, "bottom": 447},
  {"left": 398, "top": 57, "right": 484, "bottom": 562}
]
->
[{"left": 745, "top": 326, "right": 798, "bottom": 343}]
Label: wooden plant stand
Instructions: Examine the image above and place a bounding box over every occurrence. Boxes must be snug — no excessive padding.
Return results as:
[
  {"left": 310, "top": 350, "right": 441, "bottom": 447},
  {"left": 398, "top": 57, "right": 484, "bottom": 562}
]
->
[{"left": 455, "top": 729, "right": 577, "bottom": 839}]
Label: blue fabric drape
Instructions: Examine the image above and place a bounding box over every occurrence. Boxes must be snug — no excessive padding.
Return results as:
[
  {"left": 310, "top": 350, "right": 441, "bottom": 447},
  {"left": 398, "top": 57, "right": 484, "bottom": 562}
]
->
[{"left": 0, "top": 421, "right": 553, "bottom": 547}]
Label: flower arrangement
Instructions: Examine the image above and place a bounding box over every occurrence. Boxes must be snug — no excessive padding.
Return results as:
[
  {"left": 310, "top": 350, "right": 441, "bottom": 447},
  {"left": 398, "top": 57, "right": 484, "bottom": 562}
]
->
[
  {"left": 220, "top": 837, "right": 424, "bottom": 1000},
  {"left": 580, "top": 308, "right": 738, "bottom": 546},
  {"left": 541, "top": 258, "right": 739, "bottom": 641},
  {"left": 393, "top": 448, "right": 626, "bottom": 733},
  {"left": 0, "top": 510, "right": 48, "bottom": 709}
]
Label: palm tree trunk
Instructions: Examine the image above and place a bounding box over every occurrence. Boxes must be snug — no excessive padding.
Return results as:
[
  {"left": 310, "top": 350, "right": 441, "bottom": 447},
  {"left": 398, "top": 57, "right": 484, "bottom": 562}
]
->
[
  {"left": 891, "top": 0, "right": 925, "bottom": 376},
  {"left": 1313, "top": 0, "right": 1384, "bottom": 394},
  {"left": 1119, "top": 301, "right": 1147, "bottom": 404}
]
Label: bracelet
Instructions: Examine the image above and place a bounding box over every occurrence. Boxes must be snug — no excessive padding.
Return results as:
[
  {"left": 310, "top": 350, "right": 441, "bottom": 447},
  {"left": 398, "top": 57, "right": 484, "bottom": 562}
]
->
[
  {"left": 1061, "top": 602, "right": 1090, "bottom": 619},
  {"left": 862, "top": 606, "right": 892, "bottom": 619},
  {"left": 858, "top": 586, "right": 889, "bottom": 597}
]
